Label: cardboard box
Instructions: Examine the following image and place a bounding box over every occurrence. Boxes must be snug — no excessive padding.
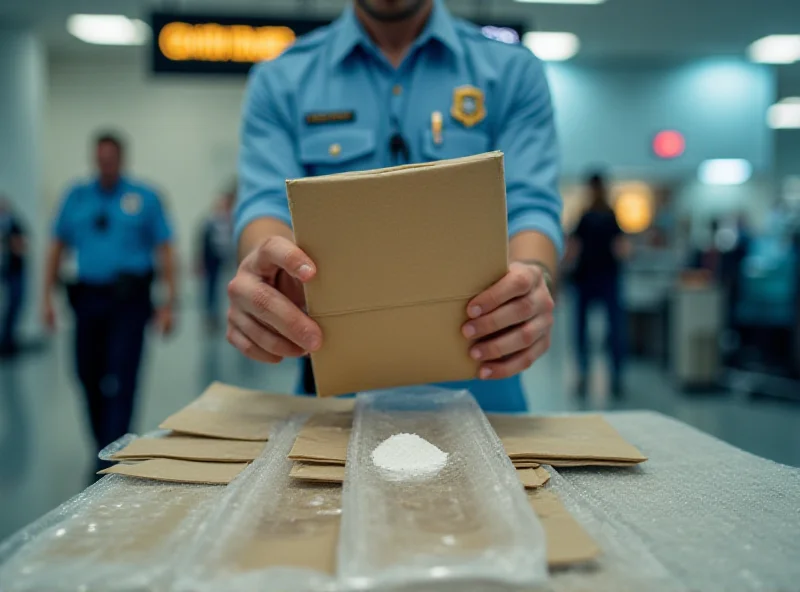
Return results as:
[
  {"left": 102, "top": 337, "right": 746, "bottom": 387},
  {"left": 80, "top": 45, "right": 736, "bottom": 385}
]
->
[{"left": 287, "top": 152, "right": 509, "bottom": 396}]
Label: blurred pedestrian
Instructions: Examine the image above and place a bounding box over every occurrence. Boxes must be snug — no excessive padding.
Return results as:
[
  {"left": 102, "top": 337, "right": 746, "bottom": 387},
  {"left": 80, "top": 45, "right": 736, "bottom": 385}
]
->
[
  {"left": 0, "top": 196, "right": 27, "bottom": 358},
  {"left": 198, "top": 190, "right": 235, "bottom": 332},
  {"left": 568, "top": 172, "right": 630, "bottom": 397},
  {"left": 41, "top": 132, "right": 177, "bottom": 472}
]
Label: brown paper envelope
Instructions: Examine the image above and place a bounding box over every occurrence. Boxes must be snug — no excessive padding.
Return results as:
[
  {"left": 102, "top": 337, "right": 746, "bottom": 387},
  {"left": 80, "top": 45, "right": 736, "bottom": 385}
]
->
[
  {"left": 159, "top": 382, "right": 353, "bottom": 441},
  {"left": 512, "top": 461, "right": 541, "bottom": 469},
  {"left": 235, "top": 520, "right": 340, "bottom": 574},
  {"left": 289, "top": 412, "right": 646, "bottom": 465},
  {"left": 517, "top": 467, "right": 551, "bottom": 489},
  {"left": 112, "top": 436, "right": 266, "bottom": 462},
  {"left": 290, "top": 463, "right": 551, "bottom": 490},
  {"left": 540, "top": 459, "right": 641, "bottom": 468},
  {"left": 489, "top": 414, "right": 648, "bottom": 463},
  {"left": 100, "top": 458, "right": 248, "bottom": 485},
  {"left": 287, "top": 152, "right": 509, "bottom": 397},
  {"left": 528, "top": 489, "right": 602, "bottom": 567}
]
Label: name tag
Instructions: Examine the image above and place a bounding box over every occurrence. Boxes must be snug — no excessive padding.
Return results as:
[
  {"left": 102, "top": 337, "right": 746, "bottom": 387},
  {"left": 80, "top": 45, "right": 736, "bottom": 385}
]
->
[{"left": 304, "top": 111, "right": 356, "bottom": 125}]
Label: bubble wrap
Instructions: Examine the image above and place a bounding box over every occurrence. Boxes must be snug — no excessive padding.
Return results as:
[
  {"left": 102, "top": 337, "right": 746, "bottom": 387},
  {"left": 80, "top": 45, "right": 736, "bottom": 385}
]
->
[
  {"left": 0, "top": 475, "right": 220, "bottom": 591},
  {"left": 338, "top": 387, "right": 548, "bottom": 591},
  {"left": 549, "top": 411, "right": 800, "bottom": 592},
  {"left": 175, "top": 417, "right": 339, "bottom": 592}
]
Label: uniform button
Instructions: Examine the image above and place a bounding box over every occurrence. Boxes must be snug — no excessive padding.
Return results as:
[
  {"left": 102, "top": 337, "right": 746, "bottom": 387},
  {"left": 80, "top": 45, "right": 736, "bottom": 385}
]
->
[
  {"left": 392, "top": 84, "right": 403, "bottom": 96},
  {"left": 329, "top": 143, "right": 342, "bottom": 157}
]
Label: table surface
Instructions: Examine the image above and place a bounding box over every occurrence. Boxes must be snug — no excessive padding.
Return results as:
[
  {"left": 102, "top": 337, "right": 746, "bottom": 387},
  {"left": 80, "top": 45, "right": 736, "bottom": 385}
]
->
[
  {"left": 2, "top": 410, "right": 798, "bottom": 592},
  {"left": 550, "top": 410, "right": 800, "bottom": 592}
]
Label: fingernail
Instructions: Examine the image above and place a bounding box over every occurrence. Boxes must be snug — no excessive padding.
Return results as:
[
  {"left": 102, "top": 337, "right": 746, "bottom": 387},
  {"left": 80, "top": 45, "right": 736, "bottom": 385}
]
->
[
  {"left": 296, "top": 264, "right": 314, "bottom": 281},
  {"left": 463, "top": 324, "right": 476, "bottom": 338},
  {"left": 468, "top": 305, "right": 482, "bottom": 318},
  {"left": 480, "top": 367, "right": 493, "bottom": 379},
  {"left": 470, "top": 347, "right": 482, "bottom": 360},
  {"left": 307, "top": 335, "right": 322, "bottom": 351}
]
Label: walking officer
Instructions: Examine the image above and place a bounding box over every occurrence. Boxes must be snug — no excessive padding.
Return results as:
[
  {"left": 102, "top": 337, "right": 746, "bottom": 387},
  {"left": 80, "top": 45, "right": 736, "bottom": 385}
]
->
[
  {"left": 228, "top": 0, "right": 561, "bottom": 412},
  {"left": 42, "top": 132, "right": 177, "bottom": 469}
]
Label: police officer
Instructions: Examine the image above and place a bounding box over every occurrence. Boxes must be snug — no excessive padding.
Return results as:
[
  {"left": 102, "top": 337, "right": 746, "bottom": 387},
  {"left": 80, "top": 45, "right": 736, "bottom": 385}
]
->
[
  {"left": 228, "top": 0, "right": 561, "bottom": 413},
  {"left": 42, "top": 132, "right": 176, "bottom": 467}
]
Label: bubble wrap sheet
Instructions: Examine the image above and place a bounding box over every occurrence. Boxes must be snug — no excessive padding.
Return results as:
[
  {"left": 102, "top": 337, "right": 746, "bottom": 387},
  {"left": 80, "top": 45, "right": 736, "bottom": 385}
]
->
[
  {"left": 338, "top": 387, "right": 548, "bottom": 591},
  {"left": 550, "top": 411, "right": 800, "bottom": 592},
  {"left": 175, "top": 417, "right": 340, "bottom": 592},
  {"left": 0, "top": 475, "right": 220, "bottom": 591}
]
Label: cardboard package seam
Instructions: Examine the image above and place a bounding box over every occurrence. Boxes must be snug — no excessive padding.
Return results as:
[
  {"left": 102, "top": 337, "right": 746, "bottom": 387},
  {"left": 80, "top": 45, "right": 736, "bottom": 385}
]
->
[{"left": 287, "top": 152, "right": 509, "bottom": 396}]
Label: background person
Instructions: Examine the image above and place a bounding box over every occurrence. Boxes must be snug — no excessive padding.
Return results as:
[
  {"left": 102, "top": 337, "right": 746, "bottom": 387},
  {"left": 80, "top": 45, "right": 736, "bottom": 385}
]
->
[
  {"left": 568, "top": 172, "right": 630, "bottom": 397},
  {"left": 0, "top": 196, "right": 27, "bottom": 358},
  {"left": 42, "top": 132, "right": 177, "bottom": 472},
  {"left": 197, "top": 190, "right": 236, "bottom": 332}
]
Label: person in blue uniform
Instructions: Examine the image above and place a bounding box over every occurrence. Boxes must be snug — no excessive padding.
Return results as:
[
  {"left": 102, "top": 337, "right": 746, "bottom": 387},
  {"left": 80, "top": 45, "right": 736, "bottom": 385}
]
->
[
  {"left": 42, "top": 132, "right": 177, "bottom": 467},
  {"left": 0, "top": 196, "right": 27, "bottom": 357},
  {"left": 227, "top": 0, "right": 562, "bottom": 413}
]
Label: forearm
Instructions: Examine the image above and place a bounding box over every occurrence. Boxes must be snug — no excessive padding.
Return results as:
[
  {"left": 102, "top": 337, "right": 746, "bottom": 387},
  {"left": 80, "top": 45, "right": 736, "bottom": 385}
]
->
[
  {"left": 238, "top": 217, "right": 294, "bottom": 261},
  {"left": 43, "top": 241, "right": 64, "bottom": 298},
  {"left": 510, "top": 231, "right": 559, "bottom": 276},
  {"left": 158, "top": 243, "right": 177, "bottom": 308}
]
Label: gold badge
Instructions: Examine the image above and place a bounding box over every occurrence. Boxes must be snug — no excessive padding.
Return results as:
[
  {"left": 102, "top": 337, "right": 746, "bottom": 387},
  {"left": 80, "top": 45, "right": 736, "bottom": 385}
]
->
[
  {"left": 121, "top": 193, "right": 142, "bottom": 215},
  {"left": 451, "top": 85, "right": 486, "bottom": 128}
]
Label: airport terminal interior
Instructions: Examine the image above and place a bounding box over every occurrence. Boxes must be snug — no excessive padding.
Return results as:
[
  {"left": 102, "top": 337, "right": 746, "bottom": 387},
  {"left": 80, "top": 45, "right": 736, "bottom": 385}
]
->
[{"left": 1, "top": 0, "right": 800, "bottom": 564}]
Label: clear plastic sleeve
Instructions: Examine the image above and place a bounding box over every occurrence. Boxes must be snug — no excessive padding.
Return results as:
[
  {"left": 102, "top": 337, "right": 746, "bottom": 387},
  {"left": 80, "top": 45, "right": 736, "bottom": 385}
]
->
[
  {"left": 0, "top": 475, "right": 220, "bottom": 591},
  {"left": 175, "top": 417, "right": 339, "bottom": 592},
  {"left": 337, "top": 387, "right": 548, "bottom": 591}
]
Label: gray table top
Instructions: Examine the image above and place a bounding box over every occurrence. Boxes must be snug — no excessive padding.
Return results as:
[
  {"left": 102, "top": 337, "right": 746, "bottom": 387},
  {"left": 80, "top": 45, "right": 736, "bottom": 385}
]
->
[{"left": 550, "top": 410, "right": 800, "bottom": 592}]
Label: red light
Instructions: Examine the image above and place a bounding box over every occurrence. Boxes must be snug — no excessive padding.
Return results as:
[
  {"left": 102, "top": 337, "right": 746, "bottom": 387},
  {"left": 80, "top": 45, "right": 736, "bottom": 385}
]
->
[{"left": 653, "top": 130, "right": 685, "bottom": 159}]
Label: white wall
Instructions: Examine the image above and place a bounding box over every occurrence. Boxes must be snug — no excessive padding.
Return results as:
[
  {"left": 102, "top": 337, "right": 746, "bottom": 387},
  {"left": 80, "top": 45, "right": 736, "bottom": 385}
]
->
[{"left": 45, "top": 51, "right": 247, "bottom": 299}]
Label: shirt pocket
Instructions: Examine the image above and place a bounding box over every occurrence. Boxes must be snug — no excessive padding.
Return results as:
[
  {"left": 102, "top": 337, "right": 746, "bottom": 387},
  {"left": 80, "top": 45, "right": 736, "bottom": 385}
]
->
[
  {"left": 420, "top": 128, "right": 491, "bottom": 162},
  {"left": 299, "top": 128, "right": 377, "bottom": 176}
]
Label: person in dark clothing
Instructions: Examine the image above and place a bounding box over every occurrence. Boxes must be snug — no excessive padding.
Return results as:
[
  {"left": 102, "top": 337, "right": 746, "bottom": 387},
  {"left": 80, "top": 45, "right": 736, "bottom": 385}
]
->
[
  {"left": 0, "top": 197, "right": 27, "bottom": 357},
  {"left": 568, "top": 172, "right": 630, "bottom": 396},
  {"left": 198, "top": 191, "right": 235, "bottom": 332},
  {"left": 42, "top": 133, "right": 177, "bottom": 475}
]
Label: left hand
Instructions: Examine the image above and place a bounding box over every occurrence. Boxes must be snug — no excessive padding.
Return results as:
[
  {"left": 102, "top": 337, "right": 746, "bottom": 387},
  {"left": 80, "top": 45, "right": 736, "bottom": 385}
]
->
[
  {"left": 154, "top": 306, "right": 175, "bottom": 336},
  {"left": 462, "top": 262, "right": 555, "bottom": 380}
]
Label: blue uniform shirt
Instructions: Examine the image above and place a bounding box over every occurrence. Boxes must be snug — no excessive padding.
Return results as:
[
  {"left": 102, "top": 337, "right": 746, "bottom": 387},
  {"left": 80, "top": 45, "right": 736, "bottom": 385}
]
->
[
  {"left": 236, "top": 0, "right": 563, "bottom": 413},
  {"left": 53, "top": 177, "right": 173, "bottom": 284}
]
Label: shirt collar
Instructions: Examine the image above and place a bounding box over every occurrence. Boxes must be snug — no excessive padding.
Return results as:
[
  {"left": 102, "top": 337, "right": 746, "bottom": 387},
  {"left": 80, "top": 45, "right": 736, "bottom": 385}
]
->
[{"left": 329, "top": 0, "right": 462, "bottom": 67}]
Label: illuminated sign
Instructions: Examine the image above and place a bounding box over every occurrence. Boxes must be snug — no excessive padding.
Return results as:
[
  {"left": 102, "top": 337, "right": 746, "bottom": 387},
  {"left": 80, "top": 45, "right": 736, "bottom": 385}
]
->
[
  {"left": 151, "top": 13, "right": 328, "bottom": 74},
  {"left": 158, "top": 22, "right": 296, "bottom": 63},
  {"left": 151, "top": 13, "right": 527, "bottom": 75}
]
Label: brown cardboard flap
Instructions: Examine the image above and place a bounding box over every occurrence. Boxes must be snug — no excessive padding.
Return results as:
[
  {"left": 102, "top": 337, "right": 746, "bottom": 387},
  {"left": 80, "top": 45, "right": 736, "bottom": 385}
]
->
[
  {"left": 489, "top": 414, "right": 648, "bottom": 463},
  {"left": 159, "top": 381, "right": 354, "bottom": 441},
  {"left": 290, "top": 462, "right": 552, "bottom": 490},
  {"left": 518, "top": 467, "right": 552, "bottom": 489},
  {"left": 287, "top": 152, "right": 508, "bottom": 396},
  {"left": 312, "top": 299, "right": 479, "bottom": 396},
  {"left": 99, "top": 458, "right": 248, "bottom": 485},
  {"left": 289, "top": 412, "right": 647, "bottom": 465},
  {"left": 529, "top": 489, "right": 602, "bottom": 567},
  {"left": 112, "top": 436, "right": 266, "bottom": 462}
]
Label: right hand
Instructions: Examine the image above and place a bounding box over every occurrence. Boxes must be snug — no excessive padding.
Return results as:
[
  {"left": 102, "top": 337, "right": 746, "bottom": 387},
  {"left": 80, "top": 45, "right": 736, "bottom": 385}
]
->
[
  {"left": 227, "top": 236, "right": 322, "bottom": 364},
  {"left": 42, "top": 297, "right": 56, "bottom": 332}
]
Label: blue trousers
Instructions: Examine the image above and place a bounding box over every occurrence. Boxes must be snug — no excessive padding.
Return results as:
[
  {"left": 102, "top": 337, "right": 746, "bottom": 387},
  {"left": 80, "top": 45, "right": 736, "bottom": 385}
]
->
[
  {"left": 575, "top": 277, "right": 625, "bottom": 385},
  {"left": 0, "top": 272, "right": 24, "bottom": 352},
  {"left": 72, "top": 289, "right": 150, "bottom": 454}
]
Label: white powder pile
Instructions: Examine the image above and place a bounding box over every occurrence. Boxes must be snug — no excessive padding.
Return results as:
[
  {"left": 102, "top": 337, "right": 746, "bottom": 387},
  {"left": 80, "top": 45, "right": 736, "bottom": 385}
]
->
[{"left": 371, "top": 433, "right": 448, "bottom": 479}]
